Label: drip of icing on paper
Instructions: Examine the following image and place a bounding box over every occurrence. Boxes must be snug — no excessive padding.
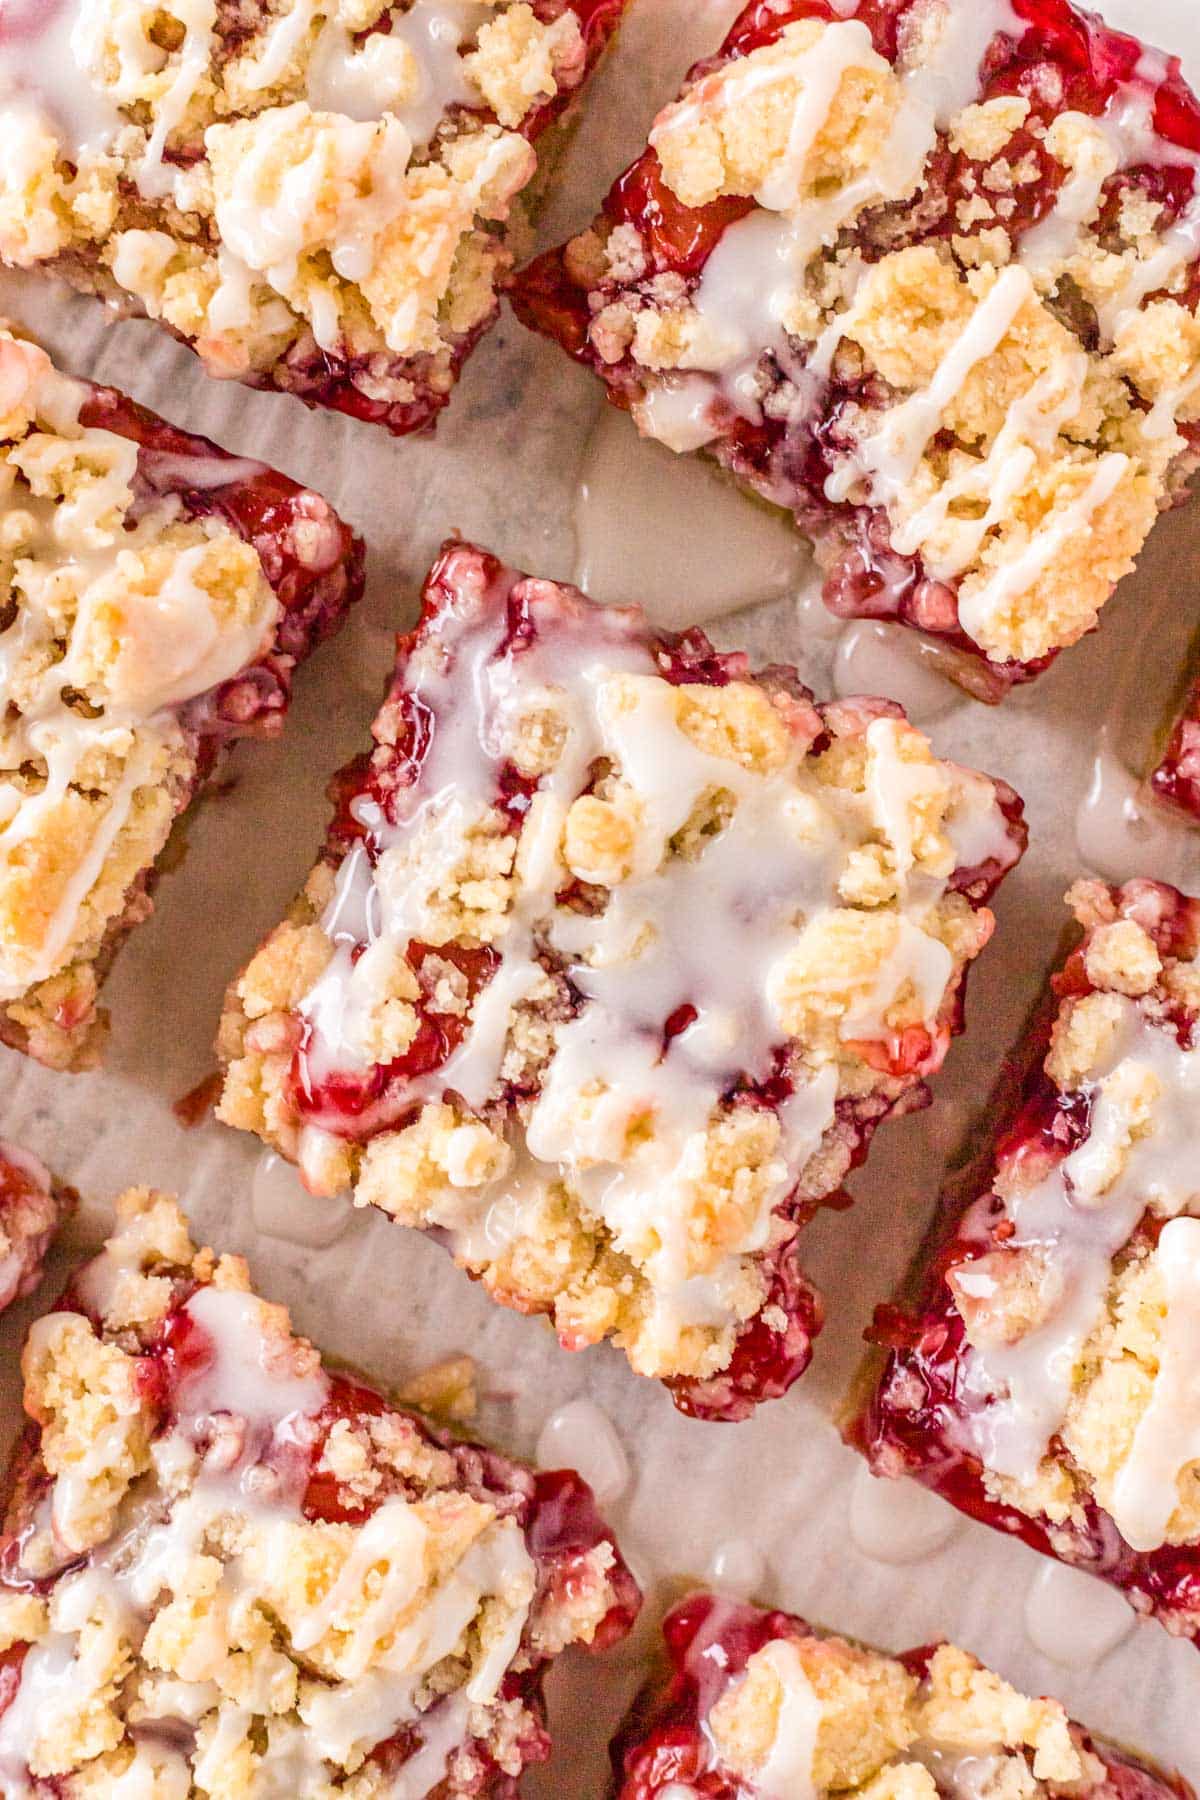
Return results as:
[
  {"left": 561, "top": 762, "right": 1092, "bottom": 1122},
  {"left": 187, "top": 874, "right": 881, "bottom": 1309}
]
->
[
  {"left": 849, "top": 1466, "right": 963, "bottom": 1565},
  {"left": 574, "top": 407, "right": 808, "bottom": 629},
  {"left": 1023, "top": 1561, "right": 1136, "bottom": 1668}
]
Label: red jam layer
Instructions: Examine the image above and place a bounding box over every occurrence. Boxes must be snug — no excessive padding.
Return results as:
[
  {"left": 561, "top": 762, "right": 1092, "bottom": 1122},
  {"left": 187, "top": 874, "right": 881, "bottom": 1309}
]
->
[
  {"left": 609, "top": 1593, "right": 1197, "bottom": 1800},
  {"left": 848, "top": 878, "right": 1200, "bottom": 1645},
  {"left": 511, "top": 0, "right": 1200, "bottom": 699}
]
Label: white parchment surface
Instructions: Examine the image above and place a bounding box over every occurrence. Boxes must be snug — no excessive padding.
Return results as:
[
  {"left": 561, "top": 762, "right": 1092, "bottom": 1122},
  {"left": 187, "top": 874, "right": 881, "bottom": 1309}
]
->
[{"left": 1, "top": 1, "right": 1200, "bottom": 1792}]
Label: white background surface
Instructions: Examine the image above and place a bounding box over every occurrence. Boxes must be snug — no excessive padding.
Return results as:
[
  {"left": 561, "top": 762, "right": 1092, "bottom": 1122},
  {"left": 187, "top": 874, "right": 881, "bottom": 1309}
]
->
[{"left": 2, "top": 1, "right": 1200, "bottom": 1791}]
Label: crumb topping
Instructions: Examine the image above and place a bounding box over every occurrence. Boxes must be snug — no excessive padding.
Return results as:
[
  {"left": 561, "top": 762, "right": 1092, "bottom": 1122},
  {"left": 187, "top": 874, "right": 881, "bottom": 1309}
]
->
[
  {"left": 218, "top": 543, "right": 1024, "bottom": 1409},
  {"left": 0, "top": 1, "right": 595, "bottom": 421},
  {"left": 516, "top": 0, "right": 1200, "bottom": 689},
  {"left": 0, "top": 1190, "right": 636, "bottom": 1797}
]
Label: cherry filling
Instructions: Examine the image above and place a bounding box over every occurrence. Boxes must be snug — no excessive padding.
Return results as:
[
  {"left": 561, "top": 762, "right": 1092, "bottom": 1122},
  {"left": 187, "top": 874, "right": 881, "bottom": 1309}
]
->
[
  {"left": 850, "top": 880, "right": 1200, "bottom": 1642},
  {"left": 512, "top": 0, "right": 1200, "bottom": 692},
  {"left": 611, "top": 1594, "right": 1196, "bottom": 1800}
]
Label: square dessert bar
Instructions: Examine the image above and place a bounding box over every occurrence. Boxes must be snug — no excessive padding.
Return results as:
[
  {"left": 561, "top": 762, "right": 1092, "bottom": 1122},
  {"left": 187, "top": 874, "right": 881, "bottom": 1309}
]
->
[
  {"left": 849, "top": 877, "right": 1200, "bottom": 1646},
  {"left": 217, "top": 540, "right": 1026, "bottom": 1420},
  {"left": 610, "top": 1592, "right": 1195, "bottom": 1800},
  {"left": 513, "top": 0, "right": 1200, "bottom": 700},
  {"left": 0, "top": 1143, "right": 70, "bottom": 1317},
  {"left": 0, "top": 1190, "right": 639, "bottom": 1796},
  {"left": 0, "top": 326, "right": 362, "bottom": 1071},
  {"left": 0, "top": 0, "right": 627, "bottom": 436}
]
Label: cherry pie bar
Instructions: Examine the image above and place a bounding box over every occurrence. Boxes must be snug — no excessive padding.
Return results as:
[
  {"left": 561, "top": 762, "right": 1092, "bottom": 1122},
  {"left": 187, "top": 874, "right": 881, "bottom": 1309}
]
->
[
  {"left": 0, "top": 326, "right": 362, "bottom": 1071},
  {"left": 0, "top": 1189, "right": 639, "bottom": 1796},
  {"left": 0, "top": 0, "right": 627, "bottom": 436},
  {"left": 850, "top": 877, "right": 1200, "bottom": 1646},
  {"left": 0, "top": 1144, "right": 70, "bottom": 1317},
  {"left": 216, "top": 540, "right": 1025, "bottom": 1420},
  {"left": 610, "top": 1592, "right": 1195, "bottom": 1800},
  {"left": 513, "top": 0, "right": 1200, "bottom": 700}
]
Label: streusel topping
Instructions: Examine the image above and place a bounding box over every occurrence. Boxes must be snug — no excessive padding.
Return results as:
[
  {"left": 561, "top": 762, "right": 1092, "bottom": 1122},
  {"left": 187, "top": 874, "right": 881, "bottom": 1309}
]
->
[
  {"left": 0, "top": 326, "right": 277, "bottom": 1013},
  {"left": 218, "top": 545, "right": 1023, "bottom": 1402},
  {"left": 0, "top": 1, "right": 587, "bottom": 409},
  {"left": 518, "top": 0, "right": 1200, "bottom": 688},
  {"left": 0, "top": 1190, "right": 635, "bottom": 1797}
]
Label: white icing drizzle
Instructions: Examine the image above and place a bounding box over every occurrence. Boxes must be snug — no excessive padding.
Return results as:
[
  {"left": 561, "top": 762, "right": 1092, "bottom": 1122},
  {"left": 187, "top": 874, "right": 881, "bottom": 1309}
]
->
[
  {"left": 955, "top": 1002, "right": 1200, "bottom": 1503},
  {"left": 955, "top": 453, "right": 1130, "bottom": 646},
  {"left": 903, "top": 0, "right": 1022, "bottom": 128},
  {"left": 888, "top": 355, "right": 1090, "bottom": 574},
  {"left": 0, "top": 1277, "right": 533, "bottom": 1795},
  {"left": 636, "top": 2, "right": 1030, "bottom": 448},
  {"left": 536, "top": 1398, "right": 630, "bottom": 1506},
  {"left": 833, "top": 622, "right": 962, "bottom": 725},
  {"left": 1075, "top": 734, "right": 1200, "bottom": 889},
  {"left": 1110, "top": 1215, "right": 1200, "bottom": 1550},
  {"left": 848, "top": 1465, "right": 962, "bottom": 1564},
  {"left": 1022, "top": 1559, "right": 1135, "bottom": 1667},
  {"left": 241, "top": 0, "right": 488, "bottom": 143},
  {"left": 251, "top": 1149, "right": 353, "bottom": 1248},
  {"left": 313, "top": 0, "right": 488, "bottom": 143},
  {"left": 825, "top": 266, "right": 1036, "bottom": 509},
  {"left": 753, "top": 1640, "right": 822, "bottom": 1800},
  {"left": 208, "top": 106, "right": 415, "bottom": 351},
  {"left": 0, "top": 1, "right": 124, "bottom": 160},
  {"left": 296, "top": 586, "right": 1010, "bottom": 1352},
  {"left": 575, "top": 404, "right": 809, "bottom": 626},
  {"left": 135, "top": 0, "right": 216, "bottom": 198},
  {"left": 628, "top": 0, "right": 1200, "bottom": 664},
  {"left": 707, "top": 1537, "right": 767, "bottom": 1600}
]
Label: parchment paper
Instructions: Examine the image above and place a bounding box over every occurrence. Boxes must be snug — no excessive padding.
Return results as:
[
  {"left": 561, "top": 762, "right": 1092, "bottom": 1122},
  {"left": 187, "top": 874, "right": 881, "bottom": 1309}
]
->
[{"left": 1, "top": 2, "right": 1199, "bottom": 1791}]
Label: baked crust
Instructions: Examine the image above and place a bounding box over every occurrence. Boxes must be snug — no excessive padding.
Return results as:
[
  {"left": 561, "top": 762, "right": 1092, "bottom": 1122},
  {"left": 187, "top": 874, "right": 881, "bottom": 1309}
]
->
[
  {"left": 217, "top": 539, "right": 1026, "bottom": 1418},
  {"left": 0, "top": 325, "right": 362, "bottom": 1070},
  {"left": 851, "top": 877, "right": 1200, "bottom": 1646},
  {"left": 0, "top": 1189, "right": 639, "bottom": 1796},
  {"left": 512, "top": 0, "right": 1200, "bottom": 699},
  {"left": 609, "top": 1593, "right": 1195, "bottom": 1800},
  {"left": 0, "top": 0, "right": 627, "bottom": 434}
]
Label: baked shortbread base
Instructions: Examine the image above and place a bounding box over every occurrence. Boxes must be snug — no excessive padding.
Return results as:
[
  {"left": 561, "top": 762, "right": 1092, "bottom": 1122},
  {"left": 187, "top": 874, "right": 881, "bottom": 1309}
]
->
[
  {"left": 851, "top": 877, "right": 1200, "bottom": 1647},
  {"left": 610, "top": 1592, "right": 1195, "bottom": 1800},
  {"left": 0, "top": 1190, "right": 640, "bottom": 1797},
  {"left": 513, "top": 0, "right": 1200, "bottom": 700},
  {"left": 0, "top": 0, "right": 627, "bottom": 434},
  {"left": 218, "top": 539, "right": 1026, "bottom": 1419},
  {"left": 0, "top": 326, "right": 362, "bottom": 1070}
]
